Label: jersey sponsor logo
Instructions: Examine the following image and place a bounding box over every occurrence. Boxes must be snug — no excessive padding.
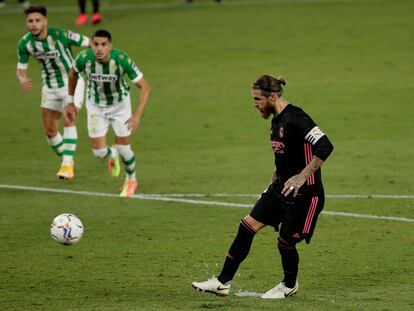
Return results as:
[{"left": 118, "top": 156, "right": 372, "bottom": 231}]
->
[
  {"left": 88, "top": 72, "right": 118, "bottom": 82},
  {"left": 305, "top": 126, "right": 325, "bottom": 145},
  {"left": 34, "top": 50, "right": 60, "bottom": 60},
  {"left": 68, "top": 31, "right": 81, "bottom": 42},
  {"left": 271, "top": 140, "right": 285, "bottom": 154}
]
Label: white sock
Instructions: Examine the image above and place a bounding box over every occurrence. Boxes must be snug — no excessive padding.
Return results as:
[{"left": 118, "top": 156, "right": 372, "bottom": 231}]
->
[
  {"left": 62, "top": 126, "right": 77, "bottom": 165},
  {"left": 92, "top": 147, "right": 110, "bottom": 159},
  {"left": 116, "top": 144, "right": 136, "bottom": 181},
  {"left": 109, "top": 146, "right": 118, "bottom": 160},
  {"left": 47, "top": 132, "right": 64, "bottom": 156}
]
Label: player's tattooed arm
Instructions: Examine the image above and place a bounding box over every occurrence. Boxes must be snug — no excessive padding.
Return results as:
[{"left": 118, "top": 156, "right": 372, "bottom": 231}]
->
[
  {"left": 300, "top": 155, "right": 324, "bottom": 181},
  {"left": 282, "top": 155, "right": 324, "bottom": 197}
]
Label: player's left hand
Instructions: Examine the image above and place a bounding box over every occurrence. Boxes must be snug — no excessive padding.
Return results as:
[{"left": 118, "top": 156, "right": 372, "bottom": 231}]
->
[
  {"left": 64, "top": 103, "right": 78, "bottom": 124},
  {"left": 282, "top": 174, "right": 307, "bottom": 197},
  {"left": 125, "top": 116, "right": 139, "bottom": 132}
]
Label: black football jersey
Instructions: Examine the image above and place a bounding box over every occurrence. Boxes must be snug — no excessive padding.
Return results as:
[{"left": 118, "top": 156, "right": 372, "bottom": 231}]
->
[{"left": 270, "top": 104, "right": 333, "bottom": 194}]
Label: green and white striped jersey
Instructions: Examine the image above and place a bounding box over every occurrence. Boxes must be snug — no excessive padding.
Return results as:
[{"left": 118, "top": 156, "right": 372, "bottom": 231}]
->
[
  {"left": 73, "top": 48, "right": 143, "bottom": 106},
  {"left": 17, "top": 28, "right": 87, "bottom": 90}
]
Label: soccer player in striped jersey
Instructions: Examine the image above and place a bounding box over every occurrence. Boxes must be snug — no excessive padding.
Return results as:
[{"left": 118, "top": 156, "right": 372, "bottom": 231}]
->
[
  {"left": 65, "top": 29, "right": 151, "bottom": 197},
  {"left": 17, "top": 5, "right": 89, "bottom": 180},
  {"left": 192, "top": 75, "right": 333, "bottom": 299}
]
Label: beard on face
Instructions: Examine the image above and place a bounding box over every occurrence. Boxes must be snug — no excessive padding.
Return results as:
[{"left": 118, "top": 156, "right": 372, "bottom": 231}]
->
[
  {"left": 31, "top": 26, "right": 44, "bottom": 38},
  {"left": 261, "top": 100, "right": 274, "bottom": 119}
]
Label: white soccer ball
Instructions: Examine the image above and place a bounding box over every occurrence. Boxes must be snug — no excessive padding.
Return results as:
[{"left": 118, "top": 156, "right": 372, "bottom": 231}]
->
[{"left": 50, "top": 213, "right": 84, "bottom": 245}]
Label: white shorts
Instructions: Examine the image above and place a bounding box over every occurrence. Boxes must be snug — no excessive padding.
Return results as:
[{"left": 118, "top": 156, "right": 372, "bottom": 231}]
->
[
  {"left": 40, "top": 78, "right": 85, "bottom": 112},
  {"left": 86, "top": 96, "right": 132, "bottom": 138},
  {"left": 41, "top": 87, "right": 66, "bottom": 112}
]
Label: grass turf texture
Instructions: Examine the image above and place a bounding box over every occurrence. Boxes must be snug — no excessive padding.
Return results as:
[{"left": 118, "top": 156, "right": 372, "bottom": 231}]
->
[{"left": 0, "top": 0, "right": 413, "bottom": 310}]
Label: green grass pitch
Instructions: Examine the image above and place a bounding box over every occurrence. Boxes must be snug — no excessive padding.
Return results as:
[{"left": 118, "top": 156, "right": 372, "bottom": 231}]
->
[{"left": 0, "top": 0, "right": 413, "bottom": 310}]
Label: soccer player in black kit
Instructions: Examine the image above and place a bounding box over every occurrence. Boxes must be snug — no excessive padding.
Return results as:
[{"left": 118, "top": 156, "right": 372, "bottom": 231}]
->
[{"left": 192, "top": 75, "right": 334, "bottom": 299}]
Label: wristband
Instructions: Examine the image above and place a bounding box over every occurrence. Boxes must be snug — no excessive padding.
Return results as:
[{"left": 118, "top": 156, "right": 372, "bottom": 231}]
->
[{"left": 67, "top": 95, "right": 74, "bottom": 103}]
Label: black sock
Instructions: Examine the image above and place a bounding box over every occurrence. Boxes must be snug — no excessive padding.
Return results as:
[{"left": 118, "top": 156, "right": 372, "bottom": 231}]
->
[
  {"left": 92, "top": 0, "right": 100, "bottom": 13},
  {"left": 277, "top": 237, "right": 299, "bottom": 288},
  {"left": 78, "top": 0, "right": 86, "bottom": 14},
  {"left": 218, "top": 219, "right": 256, "bottom": 284}
]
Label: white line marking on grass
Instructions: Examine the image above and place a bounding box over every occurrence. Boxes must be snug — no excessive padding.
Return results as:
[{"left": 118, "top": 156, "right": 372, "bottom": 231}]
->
[
  {"left": 0, "top": 184, "right": 120, "bottom": 198},
  {"left": 141, "top": 194, "right": 251, "bottom": 208},
  {"left": 327, "top": 194, "right": 414, "bottom": 199},
  {"left": 235, "top": 291, "right": 263, "bottom": 297},
  {"left": 321, "top": 211, "right": 414, "bottom": 222},
  {"left": 140, "top": 193, "right": 414, "bottom": 199},
  {"left": 1, "top": 184, "right": 413, "bottom": 223}
]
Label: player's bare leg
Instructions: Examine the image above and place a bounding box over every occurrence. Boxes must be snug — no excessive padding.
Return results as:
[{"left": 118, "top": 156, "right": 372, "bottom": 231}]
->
[
  {"left": 44, "top": 107, "right": 77, "bottom": 180},
  {"left": 42, "top": 108, "right": 63, "bottom": 156},
  {"left": 42, "top": 108, "right": 74, "bottom": 180},
  {"left": 90, "top": 135, "right": 122, "bottom": 184}
]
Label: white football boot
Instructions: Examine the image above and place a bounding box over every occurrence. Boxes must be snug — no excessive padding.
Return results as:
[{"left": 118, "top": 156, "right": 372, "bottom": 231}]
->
[
  {"left": 261, "top": 281, "right": 299, "bottom": 299},
  {"left": 191, "top": 277, "right": 232, "bottom": 297}
]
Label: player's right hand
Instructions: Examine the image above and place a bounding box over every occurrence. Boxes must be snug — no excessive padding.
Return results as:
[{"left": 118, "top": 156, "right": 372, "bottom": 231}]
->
[{"left": 19, "top": 78, "right": 32, "bottom": 93}]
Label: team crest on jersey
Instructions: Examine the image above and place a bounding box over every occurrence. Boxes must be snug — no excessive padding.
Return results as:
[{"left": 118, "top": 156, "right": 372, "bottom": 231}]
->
[
  {"left": 131, "top": 62, "right": 139, "bottom": 71},
  {"left": 279, "top": 127, "right": 284, "bottom": 138},
  {"left": 68, "top": 31, "right": 81, "bottom": 42},
  {"left": 88, "top": 72, "right": 118, "bottom": 82},
  {"left": 34, "top": 50, "right": 59, "bottom": 60}
]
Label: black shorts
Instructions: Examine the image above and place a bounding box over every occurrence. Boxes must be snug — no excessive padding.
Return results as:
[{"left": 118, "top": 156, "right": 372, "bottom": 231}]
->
[{"left": 249, "top": 184, "right": 325, "bottom": 244}]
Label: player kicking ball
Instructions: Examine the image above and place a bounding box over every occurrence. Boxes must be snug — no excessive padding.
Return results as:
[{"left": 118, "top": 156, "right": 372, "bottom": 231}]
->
[
  {"left": 192, "top": 75, "right": 333, "bottom": 299},
  {"left": 64, "top": 29, "right": 151, "bottom": 197}
]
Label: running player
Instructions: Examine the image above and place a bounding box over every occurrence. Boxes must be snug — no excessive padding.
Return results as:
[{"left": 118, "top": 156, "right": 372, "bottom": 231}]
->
[
  {"left": 192, "top": 75, "right": 334, "bottom": 299},
  {"left": 64, "top": 29, "right": 151, "bottom": 197},
  {"left": 17, "top": 5, "right": 89, "bottom": 180}
]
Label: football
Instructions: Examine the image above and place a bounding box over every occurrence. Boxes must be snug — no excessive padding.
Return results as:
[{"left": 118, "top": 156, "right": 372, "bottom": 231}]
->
[{"left": 50, "top": 213, "right": 84, "bottom": 245}]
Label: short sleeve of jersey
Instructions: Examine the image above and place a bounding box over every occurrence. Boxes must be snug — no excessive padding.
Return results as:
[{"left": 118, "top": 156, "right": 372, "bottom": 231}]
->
[
  {"left": 292, "top": 108, "right": 325, "bottom": 146},
  {"left": 17, "top": 37, "right": 29, "bottom": 69},
  {"left": 119, "top": 52, "right": 143, "bottom": 83},
  {"left": 73, "top": 50, "right": 88, "bottom": 73},
  {"left": 291, "top": 106, "right": 333, "bottom": 161},
  {"left": 66, "top": 30, "right": 85, "bottom": 47}
]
